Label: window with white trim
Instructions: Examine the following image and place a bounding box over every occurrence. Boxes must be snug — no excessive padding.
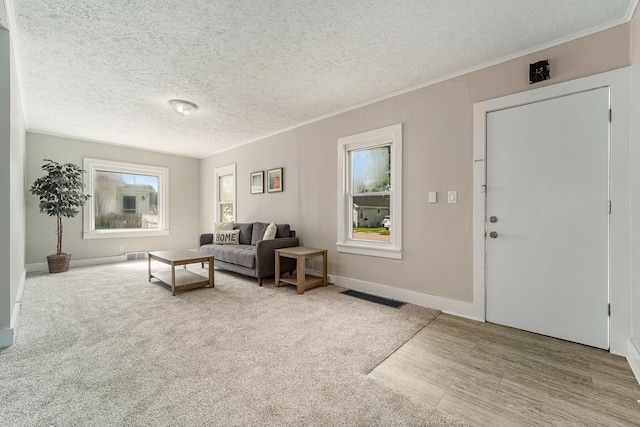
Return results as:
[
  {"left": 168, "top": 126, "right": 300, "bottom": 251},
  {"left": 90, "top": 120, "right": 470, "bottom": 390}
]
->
[
  {"left": 83, "top": 158, "right": 169, "bottom": 239},
  {"left": 337, "top": 123, "right": 402, "bottom": 259},
  {"left": 215, "top": 164, "right": 236, "bottom": 223}
]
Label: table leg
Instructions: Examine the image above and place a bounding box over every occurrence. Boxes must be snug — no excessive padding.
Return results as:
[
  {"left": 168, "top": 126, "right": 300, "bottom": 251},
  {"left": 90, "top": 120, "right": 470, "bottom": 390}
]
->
[
  {"left": 148, "top": 255, "right": 151, "bottom": 282},
  {"left": 209, "top": 257, "right": 214, "bottom": 288},
  {"left": 171, "top": 265, "right": 176, "bottom": 296},
  {"left": 275, "top": 252, "right": 281, "bottom": 287},
  {"left": 296, "top": 256, "right": 305, "bottom": 294},
  {"left": 323, "top": 251, "right": 328, "bottom": 286}
]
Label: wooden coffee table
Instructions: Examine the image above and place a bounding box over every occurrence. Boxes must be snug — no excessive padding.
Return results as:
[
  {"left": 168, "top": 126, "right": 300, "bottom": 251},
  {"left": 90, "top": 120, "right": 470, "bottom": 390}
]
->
[
  {"left": 275, "top": 246, "right": 327, "bottom": 294},
  {"left": 148, "top": 250, "right": 214, "bottom": 296}
]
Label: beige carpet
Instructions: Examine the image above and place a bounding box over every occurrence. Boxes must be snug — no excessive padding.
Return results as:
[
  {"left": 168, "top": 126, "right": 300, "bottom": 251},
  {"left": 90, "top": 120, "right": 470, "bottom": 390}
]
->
[{"left": 0, "top": 261, "right": 466, "bottom": 426}]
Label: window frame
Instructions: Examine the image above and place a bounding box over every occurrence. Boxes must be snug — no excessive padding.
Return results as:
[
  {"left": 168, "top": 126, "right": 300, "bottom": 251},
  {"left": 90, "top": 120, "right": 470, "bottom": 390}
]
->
[
  {"left": 83, "top": 158, "right": 169, "bottom": 239},
  {"left": 337, "top": 123, "right": 402, "bottom": 259},
  {"left": 214, "top": 164, "right": 236, "bottom": 223}
]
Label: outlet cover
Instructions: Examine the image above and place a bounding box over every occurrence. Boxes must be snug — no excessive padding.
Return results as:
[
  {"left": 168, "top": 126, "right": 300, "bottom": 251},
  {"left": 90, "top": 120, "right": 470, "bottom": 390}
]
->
[{"left": 448, "top": 191, "right": 457, "bottom": 204}]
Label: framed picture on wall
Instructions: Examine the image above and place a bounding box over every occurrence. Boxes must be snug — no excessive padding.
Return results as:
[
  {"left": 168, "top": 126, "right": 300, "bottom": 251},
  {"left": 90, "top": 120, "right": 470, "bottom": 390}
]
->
[
  {"left": 250, "top": 171, "right": 264, "bottom": 194},
  {"left": 267, "top": 167, "right": 283, "bottom": 193}
]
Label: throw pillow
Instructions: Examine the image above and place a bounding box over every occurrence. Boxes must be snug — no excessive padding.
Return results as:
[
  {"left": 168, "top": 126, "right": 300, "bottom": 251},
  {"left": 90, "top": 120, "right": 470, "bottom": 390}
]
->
[
  {"left": 251, "top": 222, "right": 270, "bottom": 245},
  {"left": 234, "top": 223, "right": 253, "bottom": 245},
  {"left": 263, "top": 222, "right": 277, "bottom": 240},
  {"left": 275, "top": 223, "right": 291, "bottom": 238},
  {"left": 214, "top": 229, "right": 240, "bottom": 245},
  {"left": 214, "top": 221, "right": 234, "bottom": 233}
]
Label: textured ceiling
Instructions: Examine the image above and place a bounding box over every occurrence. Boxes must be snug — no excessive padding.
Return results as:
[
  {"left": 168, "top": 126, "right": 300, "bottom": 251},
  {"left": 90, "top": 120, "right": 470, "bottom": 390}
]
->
[
  {"left": 0, "top": 1, "right": 7, "bottom": 30},
  {"left": 10, "top": 0, "right": 637, "bottom": 158}
]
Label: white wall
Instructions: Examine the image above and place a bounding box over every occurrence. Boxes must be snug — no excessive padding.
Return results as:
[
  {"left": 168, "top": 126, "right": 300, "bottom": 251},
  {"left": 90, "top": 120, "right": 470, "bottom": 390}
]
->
[
  {"left": 9, "top": 21, "right": 25, "bottom": 343},
  {"left": 0, "top": 21, "right": 26, "bottom": 348},
  {"left": 628, "top": 5, "right": 640, "bottom": 379},
  {"left": 0, "top": 27, "right": 11, "bottom": 347},
  {"left": 25, "top": 133, "right": 201, "bottom": 265},
  {"left": 201, "top": 24, "right": 632, "bottom": 318}
]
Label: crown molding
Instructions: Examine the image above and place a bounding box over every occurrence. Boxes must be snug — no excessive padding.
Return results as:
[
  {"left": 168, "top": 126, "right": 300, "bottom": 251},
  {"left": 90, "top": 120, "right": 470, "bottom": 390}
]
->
[
  {"left": 209, "top": 2, "right": 639, "bottom": 158},
  {"left": 627, "top": 0, "right": 639, "bottom": 20}
]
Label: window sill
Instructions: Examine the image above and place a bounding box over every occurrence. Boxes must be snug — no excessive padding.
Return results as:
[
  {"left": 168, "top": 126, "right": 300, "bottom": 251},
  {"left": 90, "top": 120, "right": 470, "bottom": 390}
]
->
[
  {"left": 336, "top": 242, "right": 402, "bottom": 259},
  {"left": 83, "top": 229, "right": 169, "bottom": 239}
]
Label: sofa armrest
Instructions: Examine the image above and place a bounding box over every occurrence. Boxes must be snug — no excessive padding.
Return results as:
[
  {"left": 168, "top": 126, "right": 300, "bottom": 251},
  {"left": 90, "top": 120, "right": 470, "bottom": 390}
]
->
[
  {"left": 255, "top": 237, "right": 299, "bottom": 278},
  {"left": 200, "top": 233, "right": 213, "bottom": 246}
]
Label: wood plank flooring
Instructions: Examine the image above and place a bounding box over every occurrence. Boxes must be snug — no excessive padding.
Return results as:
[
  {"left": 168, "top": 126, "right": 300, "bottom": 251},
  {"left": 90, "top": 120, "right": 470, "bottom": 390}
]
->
[{"left": 369, "top": 314, "right": 640, "bottom": 426}]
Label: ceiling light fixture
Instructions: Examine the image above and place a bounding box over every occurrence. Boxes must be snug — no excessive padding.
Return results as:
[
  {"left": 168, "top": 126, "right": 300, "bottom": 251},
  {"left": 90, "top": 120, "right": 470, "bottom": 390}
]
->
[{"left": 169, "top": 99, "right": 198, "bottom": 116}]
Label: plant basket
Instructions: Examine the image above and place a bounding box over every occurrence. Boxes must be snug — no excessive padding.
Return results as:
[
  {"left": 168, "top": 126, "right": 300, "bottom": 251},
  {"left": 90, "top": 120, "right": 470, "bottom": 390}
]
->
[{"left": 47, "top": 253, "right": 71, "bottom": 273}]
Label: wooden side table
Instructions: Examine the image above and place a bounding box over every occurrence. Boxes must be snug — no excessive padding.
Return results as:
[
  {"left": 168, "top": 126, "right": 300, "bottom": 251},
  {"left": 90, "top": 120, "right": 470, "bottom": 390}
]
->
[{"left": 275, "top": 246, "right": 328, "bottom": 294}]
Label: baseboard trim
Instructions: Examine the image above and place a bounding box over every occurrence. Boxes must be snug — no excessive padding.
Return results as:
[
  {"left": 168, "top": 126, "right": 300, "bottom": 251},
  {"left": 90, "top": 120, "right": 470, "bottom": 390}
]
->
[
  {"left": 307, "top": 268, "right": 479, "bottom": 321},
  {"left": 24, "top": 260, "right": 479, "bottom": 322},
  {"left": 27, "top": 254, "right": 128, "bottom": 273},
  {"left": 7, "top": 269, "right": 27, "bottom": 345},
  {"left": 0, "top": 327, "right": 14, "bottom": 348},
  {"left": 627, "top": 339, "right": 640, "bottom": 386}
]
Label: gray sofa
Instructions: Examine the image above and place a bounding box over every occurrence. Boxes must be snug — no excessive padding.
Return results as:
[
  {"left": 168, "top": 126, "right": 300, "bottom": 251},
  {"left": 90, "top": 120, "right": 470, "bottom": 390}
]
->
[{"left": 198, "top": 222, "right": 299, "bottom": 285}]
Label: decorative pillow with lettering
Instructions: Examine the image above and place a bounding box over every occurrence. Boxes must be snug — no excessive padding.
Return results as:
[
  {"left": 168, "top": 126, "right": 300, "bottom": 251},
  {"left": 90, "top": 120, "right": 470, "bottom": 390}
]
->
[{"left": 214, "top": 229, "right": 240, "bottom": 245}]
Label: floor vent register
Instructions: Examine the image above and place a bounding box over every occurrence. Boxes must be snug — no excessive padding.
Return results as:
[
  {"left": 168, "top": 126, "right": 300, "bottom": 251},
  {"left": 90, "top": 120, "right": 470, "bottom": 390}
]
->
[{"left": 340, "top": 289, "right": 406, "bottom": 309}]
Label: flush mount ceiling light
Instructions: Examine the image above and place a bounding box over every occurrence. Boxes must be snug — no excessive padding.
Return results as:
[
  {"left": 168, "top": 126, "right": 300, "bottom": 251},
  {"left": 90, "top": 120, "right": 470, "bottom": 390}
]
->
[{"left": 169, "top": 99, "right": 198, "bottom": 116}]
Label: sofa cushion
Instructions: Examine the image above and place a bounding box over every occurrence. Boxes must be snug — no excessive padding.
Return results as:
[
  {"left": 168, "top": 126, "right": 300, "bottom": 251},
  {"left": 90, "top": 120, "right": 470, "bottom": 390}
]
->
[
  {"left": 251, "top": 222, "right": 269, "bottom": 245},
  {"left": 275, "top": 224, "right": 291, "bottom": 238},
  {"left": 234, "top": 223, "right": 253, "bottom": 245},
  {"left": 251, "top": 222, "right": 292, "bottom": 245},
  {"left": 214, "top": 229, "right": 240, "bottom": 245},
  {"left": 200, "top": 244, "right": 256, "bottom": 269}
]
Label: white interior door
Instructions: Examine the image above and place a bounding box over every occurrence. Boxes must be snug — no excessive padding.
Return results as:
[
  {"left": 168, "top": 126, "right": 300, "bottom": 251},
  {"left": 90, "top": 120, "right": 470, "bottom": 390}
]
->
[{"left": 485, "top": 87, "right": 610, "bottom": 349}]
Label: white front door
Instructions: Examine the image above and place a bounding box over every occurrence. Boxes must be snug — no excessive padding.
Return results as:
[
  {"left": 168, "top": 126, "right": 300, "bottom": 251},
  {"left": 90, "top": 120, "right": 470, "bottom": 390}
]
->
[{"left": 485, "top": 87, "right": 610, "bottom": 349}]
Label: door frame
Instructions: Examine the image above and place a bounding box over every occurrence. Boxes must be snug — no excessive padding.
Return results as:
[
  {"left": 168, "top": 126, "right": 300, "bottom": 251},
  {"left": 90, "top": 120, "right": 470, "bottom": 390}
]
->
[{"left": 472, "top": 67, "right": 630, "bottom": 355}]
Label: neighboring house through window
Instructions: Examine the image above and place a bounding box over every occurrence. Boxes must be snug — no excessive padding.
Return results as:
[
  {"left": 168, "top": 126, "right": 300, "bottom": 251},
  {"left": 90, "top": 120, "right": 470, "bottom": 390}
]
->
[
  {"left": 215, "top": 164, "right": 236, "bottom": 223},
  {"left": 337, "top": 123, "right": 402, "bottom": 259},
  {"left": 83, "top": 158, "right": 169, "bottom": 238},
  {"left": 122, "top": 195, "right": 136, "bottom": 213}
]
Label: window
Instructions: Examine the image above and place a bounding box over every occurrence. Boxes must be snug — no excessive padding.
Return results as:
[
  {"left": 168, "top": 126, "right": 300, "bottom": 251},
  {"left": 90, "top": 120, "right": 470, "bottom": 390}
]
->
[
  {"left": 122, "top": 195, "right": 136, "bottom": 213},
  {"left": 215, "top": 164, "right": 236, "bottom": 223},
  {"left": 337, "top": 124, "right": 402, "bottom": 259},
  {"left": 83, "top": 158, "right": 169, "bottom": 239}
]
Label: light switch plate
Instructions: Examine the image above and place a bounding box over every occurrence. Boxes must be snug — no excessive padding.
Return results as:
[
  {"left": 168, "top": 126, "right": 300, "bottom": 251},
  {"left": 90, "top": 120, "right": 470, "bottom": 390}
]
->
[
  {"left": 428, "top": 191, "right": 437, "bottom": 203},
  {"left": 448, "top": 191, "right": 457, "bottom": 204}
]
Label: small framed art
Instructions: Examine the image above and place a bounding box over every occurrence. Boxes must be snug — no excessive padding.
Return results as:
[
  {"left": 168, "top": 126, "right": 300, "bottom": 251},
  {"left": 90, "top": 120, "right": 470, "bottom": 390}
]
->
[
  {"left": 250, "top": 171, "right": 264, "bottom": 194},
  {"left": 267, "top": 167, "right": 283, "bottom": 193}
]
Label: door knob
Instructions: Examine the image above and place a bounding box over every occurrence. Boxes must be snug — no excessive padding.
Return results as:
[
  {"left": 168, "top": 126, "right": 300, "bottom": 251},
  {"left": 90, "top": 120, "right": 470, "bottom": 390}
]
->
[{"left": 489, "top": 231, "right": 498, "bottom": 239}]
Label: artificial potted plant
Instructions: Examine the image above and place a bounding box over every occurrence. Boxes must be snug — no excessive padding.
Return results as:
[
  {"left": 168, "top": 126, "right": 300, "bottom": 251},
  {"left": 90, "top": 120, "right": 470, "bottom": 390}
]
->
[{"left": 30, "top": 159, "right": 91, "bottom": 273}]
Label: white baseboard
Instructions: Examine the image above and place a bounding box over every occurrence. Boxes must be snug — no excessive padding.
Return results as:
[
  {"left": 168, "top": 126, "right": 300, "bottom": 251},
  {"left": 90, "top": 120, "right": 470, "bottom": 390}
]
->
[
  {"left": 1, "top": 269, "right": 26, "bottom": 348},
  {"left": 627, "top": 339, "right": 640, "bottom": 386},
  {"left": 9, "top": 268, "right": 26, "bottom": 336},
  {"left": 27, "top": 254, "right": 128, "bottom": 273},
  {"left": 307, "top": 269, "right": 479, "bottom": 321},
  {"left": 24, "top": 259, "right": 478, "bottom": 322},
  {"left": 0, "top": 328, "right": 14, "bottom": 348}
]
